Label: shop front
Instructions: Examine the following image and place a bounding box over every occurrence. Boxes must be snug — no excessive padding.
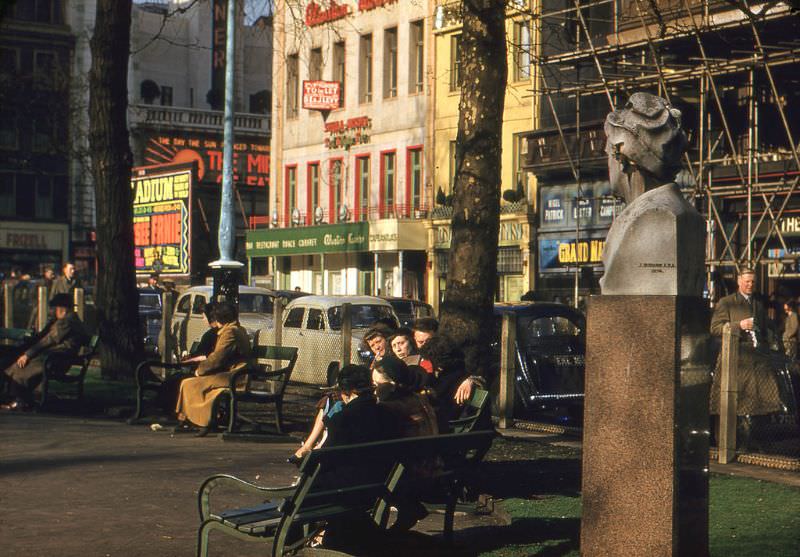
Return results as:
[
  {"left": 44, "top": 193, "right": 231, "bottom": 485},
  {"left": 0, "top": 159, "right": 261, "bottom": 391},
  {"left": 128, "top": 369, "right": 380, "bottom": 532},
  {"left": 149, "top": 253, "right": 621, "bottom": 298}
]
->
[
  {"left": 369, "top": 220, "right": 428, "bottom": 299},
  {"left": 0, "top": 221, "right": 70, "bottom": 277},
  {"left": 427, "top": 213, "right": 535, "bottom": 310},
  {"left": 246, "top": 222, "right": 370, "bottom": 295}
]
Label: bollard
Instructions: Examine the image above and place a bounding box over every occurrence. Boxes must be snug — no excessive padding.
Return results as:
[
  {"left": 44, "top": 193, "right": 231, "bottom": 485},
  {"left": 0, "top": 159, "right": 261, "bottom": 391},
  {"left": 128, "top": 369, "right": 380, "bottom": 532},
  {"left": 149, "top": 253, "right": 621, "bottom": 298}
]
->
[
  {"left": 340, "top": 303, "right": 352, "bottom": 368},
  {"left": 73, "top": 288, "right": 85, "bottom": 322},
  {"left": 498, "top": 313, "right": 517, "bottom": 429},
  {"left": 3, "top": 283, "right": 12, "bottom": 329},
  {"left": 159, "top": 291, "right": 175, "bottom": 364},
  {"left": 37, "top": 286, "right": 48, "bottom": 331},
  {"left": 718, "top": 323, "right": 739, "bottom": 463}
]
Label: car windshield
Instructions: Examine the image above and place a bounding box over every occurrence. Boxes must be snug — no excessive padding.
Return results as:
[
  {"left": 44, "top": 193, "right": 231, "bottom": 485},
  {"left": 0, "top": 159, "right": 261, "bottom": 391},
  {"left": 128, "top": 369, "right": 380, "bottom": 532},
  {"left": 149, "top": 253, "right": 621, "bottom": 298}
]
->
[
  {"left": 139, "top": 293, "right": 160, "bottom": 309},
  {"left": 328, "top": 304, "right": 395, "bottom": 330},
  {"left": 239, "top": 293, "right": 274, "bottom": 314},
  {"left": 389, "top": 300, "right": 414, "bottom": 317}
]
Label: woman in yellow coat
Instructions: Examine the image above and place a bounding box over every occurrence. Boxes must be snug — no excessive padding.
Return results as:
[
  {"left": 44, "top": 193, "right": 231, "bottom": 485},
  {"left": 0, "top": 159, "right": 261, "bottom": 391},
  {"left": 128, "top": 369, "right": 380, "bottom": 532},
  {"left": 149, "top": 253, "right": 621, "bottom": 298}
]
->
[{"left": 175, "top": 302, "right": 252, "bottom": 435}]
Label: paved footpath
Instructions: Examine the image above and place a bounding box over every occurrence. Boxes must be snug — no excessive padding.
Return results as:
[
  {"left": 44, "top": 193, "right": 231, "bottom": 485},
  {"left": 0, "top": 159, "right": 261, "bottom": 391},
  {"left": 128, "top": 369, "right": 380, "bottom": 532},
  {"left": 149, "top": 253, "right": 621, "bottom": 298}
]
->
[{"left": 0, "top": 413, "right": 495, "bottom": 557}]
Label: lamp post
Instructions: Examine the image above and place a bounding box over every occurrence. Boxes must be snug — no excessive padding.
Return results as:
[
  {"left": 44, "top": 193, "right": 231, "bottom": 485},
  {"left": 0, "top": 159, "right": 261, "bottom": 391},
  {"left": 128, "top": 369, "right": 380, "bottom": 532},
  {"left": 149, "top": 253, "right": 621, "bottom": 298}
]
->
[{"left": 209, "top": 0, "right": 243, "bottom": 305}]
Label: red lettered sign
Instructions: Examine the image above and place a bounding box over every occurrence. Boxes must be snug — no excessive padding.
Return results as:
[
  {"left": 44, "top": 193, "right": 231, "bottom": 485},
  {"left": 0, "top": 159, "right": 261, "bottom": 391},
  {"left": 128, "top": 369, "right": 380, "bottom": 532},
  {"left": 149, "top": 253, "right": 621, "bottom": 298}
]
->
[{"left": 302, "top": 81, "right": 341, "bottom": 110}]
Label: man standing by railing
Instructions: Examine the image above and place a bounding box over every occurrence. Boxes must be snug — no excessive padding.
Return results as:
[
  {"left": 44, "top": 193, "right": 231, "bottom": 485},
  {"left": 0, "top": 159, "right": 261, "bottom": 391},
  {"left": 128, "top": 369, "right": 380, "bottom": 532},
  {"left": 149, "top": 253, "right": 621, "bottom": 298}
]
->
[
  {"left": 710, "top": 268, "right": 783, "bottom": 450},
  {"left": 49, "top": 261, "right": 81, "bottom": 301}
]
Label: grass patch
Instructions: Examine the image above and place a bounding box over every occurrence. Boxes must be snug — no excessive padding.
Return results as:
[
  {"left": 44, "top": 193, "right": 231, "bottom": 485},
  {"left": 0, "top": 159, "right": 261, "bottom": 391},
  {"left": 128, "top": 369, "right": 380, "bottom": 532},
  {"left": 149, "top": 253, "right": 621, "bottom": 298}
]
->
[
  {"left": 46, "top": 366, "right": 137, "bottom": 411},
  {"left": 481, "top": 440, "right": 800, "bottom": 557}
]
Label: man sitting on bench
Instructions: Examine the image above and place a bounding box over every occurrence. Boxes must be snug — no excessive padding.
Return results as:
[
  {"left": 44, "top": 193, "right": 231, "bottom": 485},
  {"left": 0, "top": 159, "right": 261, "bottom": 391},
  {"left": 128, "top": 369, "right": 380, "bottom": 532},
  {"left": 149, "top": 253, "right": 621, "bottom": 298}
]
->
[{"left": 1, "top": 293, "right": 88, "bottom": 411}]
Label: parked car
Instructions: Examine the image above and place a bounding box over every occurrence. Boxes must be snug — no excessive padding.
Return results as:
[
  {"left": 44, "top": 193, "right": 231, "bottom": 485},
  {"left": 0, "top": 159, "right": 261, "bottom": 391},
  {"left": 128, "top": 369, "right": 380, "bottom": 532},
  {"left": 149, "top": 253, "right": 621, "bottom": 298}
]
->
[
  {"left": 171, "top": 286, "right": 276, "bottom": 354},
  {"left": 381, "top": 297, "right": 435, "bottom": 328},
  {"left": 258, "top": 295, "right": 398, "bottom": 385},
  {"left": 492, "top": 302, "right": 586, "bottom": 426},
  {"left": 273, "top": 289, "right": 312, "bottom": 304},
  {"left": 138, "top": 288, "right": 162, "bottom": 355}
]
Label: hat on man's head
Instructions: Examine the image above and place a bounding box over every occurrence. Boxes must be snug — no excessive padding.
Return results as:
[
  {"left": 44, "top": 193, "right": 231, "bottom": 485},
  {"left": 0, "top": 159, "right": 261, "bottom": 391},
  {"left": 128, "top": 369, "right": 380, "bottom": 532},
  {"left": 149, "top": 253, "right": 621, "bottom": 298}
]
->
[
  {"left": 336, "top": 364, "right": 372, "bottom": 392},
  {"left": 49, "top": 293, "right": 72, "bottom": 309}
]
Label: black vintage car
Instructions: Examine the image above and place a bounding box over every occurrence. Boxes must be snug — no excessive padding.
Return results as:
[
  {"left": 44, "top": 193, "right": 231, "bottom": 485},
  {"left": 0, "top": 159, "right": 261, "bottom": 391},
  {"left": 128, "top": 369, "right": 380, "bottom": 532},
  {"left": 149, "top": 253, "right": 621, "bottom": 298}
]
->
[
  {"left": 138, "top": 289, "right": 162, "bottom": 355},
  {"left": 493, "top": 302, "right": 586, "bottom": 426}
]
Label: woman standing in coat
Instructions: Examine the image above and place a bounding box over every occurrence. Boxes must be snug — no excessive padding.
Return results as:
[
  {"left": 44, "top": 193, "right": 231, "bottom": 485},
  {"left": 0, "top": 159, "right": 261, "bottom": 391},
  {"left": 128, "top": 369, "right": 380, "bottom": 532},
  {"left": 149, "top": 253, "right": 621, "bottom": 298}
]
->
[{"left": 175, "top": 303, "right": 252, "bottom": 436}]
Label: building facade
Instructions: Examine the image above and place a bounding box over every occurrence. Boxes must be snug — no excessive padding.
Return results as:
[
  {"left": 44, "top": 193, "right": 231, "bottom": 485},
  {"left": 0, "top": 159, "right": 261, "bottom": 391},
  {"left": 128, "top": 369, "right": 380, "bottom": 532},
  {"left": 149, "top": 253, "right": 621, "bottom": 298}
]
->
[
  {"left": 427, "top": 1, "right": 537, "bottom": 308},
  {"left": 0, "top": 1, "right": 74, "bottom": 277},
  {"left": 250, "top": 0, "right": 434, "bottom": 297}
]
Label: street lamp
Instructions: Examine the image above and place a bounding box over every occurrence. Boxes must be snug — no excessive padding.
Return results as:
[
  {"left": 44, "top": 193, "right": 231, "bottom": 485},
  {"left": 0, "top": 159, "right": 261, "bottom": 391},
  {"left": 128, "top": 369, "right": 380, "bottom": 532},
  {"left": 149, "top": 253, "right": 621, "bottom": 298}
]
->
[{"left": 209, "top": 0, "right": 243, "bottom": 305}]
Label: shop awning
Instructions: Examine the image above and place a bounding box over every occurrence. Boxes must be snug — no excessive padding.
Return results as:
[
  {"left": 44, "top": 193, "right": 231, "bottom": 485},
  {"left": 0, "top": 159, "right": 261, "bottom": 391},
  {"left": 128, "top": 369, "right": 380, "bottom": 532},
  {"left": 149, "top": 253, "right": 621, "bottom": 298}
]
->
[{"left": 246, "top": 222, "right": 369, "bottom": 257}]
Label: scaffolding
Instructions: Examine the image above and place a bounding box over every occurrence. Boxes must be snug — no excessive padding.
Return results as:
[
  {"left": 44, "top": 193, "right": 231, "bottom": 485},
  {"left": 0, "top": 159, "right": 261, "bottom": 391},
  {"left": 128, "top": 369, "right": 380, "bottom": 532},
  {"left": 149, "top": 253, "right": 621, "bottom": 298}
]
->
[{"left": 528, "top": 0, "right": 800, "bottom": 301}]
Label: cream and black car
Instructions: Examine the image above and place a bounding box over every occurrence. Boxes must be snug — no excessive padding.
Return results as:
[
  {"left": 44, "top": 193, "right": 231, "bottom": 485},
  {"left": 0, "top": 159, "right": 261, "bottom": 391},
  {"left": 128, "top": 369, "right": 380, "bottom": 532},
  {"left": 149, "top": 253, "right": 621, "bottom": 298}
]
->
[{"left": 257, "top": 295, "right": 398, "bottom": 385}]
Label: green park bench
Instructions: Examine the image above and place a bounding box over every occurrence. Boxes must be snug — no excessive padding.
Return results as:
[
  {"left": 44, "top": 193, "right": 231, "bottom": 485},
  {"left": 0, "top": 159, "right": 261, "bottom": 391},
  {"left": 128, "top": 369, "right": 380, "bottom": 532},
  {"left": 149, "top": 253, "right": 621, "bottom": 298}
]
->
[
  {"left": 196, "top": 429, "right": 496, "bottom": 557},
  {"left": 40, "top": 335, "right": 100, "bottom": 409}
]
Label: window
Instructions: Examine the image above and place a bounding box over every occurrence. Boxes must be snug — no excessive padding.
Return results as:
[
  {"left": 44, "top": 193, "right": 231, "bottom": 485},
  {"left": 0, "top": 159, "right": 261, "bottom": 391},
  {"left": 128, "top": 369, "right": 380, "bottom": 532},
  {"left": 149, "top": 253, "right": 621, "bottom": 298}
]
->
[
  {"left": 160, "top": 85, "right": 173, "bottom": 106},
  {"left": 356, "top": 155, "right": 370, "bottom": 221},
  {"left": 327, "top": 304, "right": 395, "bottom": 330},
  {"left": 333, "top": 41, "right": 345, "bottom": 107},
  {"left": 409, "top": 20, "right": 424, "bottom": 94},
  {"left": 34, "top": 51, "right": 56, "bottom": 90},
  {"left": 381, "top": 151, "right": 396, "bottom": 218},
  {"left": 32, "top": 117, "right": 53, "bottom": 152},
  {"left": 306, "top": 308, "right": 325, "bottom": 330},
  {"left": 286, "top": 54, "right": 299, "bottom": 118},
  {"left": 329, "top": 159, "right": 343, "bottom": 223},
  {"left": 359, "top": 34, "right": 373, "bottom": 103},
  {"left": 176, "top": 295, "right": 192, "bottom": 314},
  {"left": 285, "top": 165, "right": 297, "bottom": 225},
  {"left": 35, "top": 176, "right": 53, "bottom": 219},
  {"left": 513, "top": 21, "right": 532, "bottom": 81},
  {"left": 0, "top": 111, "right": 17, "bottom": 150},
  {"left": 449, "top": 35, "right": 462, "bottom": 92},
  {"left": 284, "top": 307, "right": 305, "bottom": 328},
  {"left": 513, "top": 133, "right": 529, "bottom": 200},
  {"left": 191, "top": 295, "right": 207, "bottom": 315},
  {"left": 12, "top": 0, "right": 63, "bottom": 24},
  {"left": 383, "top": 27, "right": 398, "bottom": 98},
  {"left": 0, "top": 174, "right": 14, "bottom": 217},
  {"left": 309, "top": 47, "right": 322, "bottom": 81},
  {"left": 307, "top": 162, "right": 320, "bottom": 224},
  {"left": 448, "top": 140, "right": 458, "bottom": 193},
  {"left": 407, "top": 147, "right": 423, "bottom": 216},
  {"left": 0, "top": 48, "right": 18, "bottom": 76}
]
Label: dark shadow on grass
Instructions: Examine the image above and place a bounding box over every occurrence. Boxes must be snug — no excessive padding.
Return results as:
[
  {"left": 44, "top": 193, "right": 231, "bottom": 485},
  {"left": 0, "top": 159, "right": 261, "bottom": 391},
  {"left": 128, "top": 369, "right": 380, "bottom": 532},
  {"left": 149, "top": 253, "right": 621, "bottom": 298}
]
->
[
  {"left": 456, "top": 516, "right": 581, "bottom": 556},
  {"left": 0, "top": 451, "right": 172, "bottom": 476},
  {"left": 475, "top": 458, "right": 582, "bottom": 499}
]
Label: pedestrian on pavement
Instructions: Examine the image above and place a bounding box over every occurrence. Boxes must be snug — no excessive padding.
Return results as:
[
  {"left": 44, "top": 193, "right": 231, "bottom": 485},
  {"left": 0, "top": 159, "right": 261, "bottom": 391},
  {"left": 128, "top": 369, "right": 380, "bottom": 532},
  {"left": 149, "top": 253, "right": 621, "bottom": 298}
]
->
[
  {"left": 146, "top": 273, "right": 163, "bottom": 292},
  {"left": 1, "top": 293, "right": 89, "bottom": 411},
  {"left": 709, "top": 268, "right": 784, "bottom": 450},
  {"left": 49, "top": 261, "right": 81, "bottom": 301},
  {"left": 783, "top": 300, "right": 799, "bottom": 360}
]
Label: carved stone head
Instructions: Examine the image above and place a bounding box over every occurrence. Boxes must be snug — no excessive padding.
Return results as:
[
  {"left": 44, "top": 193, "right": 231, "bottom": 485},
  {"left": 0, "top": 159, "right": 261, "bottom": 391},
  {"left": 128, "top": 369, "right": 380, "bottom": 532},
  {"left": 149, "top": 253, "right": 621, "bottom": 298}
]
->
[{"left": 605, "top": 92, "right": 687, "bottom": 202}]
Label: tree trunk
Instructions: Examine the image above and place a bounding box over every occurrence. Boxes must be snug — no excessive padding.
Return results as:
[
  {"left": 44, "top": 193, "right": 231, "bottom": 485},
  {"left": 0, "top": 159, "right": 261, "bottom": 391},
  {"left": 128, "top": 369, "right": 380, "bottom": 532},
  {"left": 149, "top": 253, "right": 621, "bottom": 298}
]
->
[
  {"left": 439, "top": 1, "right": 507, "bottom": 378},
  {"left": 89, "top": 0, "right": 141, "bottom": 378}
]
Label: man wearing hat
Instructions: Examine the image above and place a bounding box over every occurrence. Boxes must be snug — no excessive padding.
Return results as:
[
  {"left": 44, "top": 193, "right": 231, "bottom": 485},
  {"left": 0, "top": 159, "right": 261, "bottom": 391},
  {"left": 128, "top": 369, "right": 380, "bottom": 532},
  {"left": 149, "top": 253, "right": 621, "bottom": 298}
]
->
[{"left": 1, "top": 293, "right": 89, "bottom": 410}]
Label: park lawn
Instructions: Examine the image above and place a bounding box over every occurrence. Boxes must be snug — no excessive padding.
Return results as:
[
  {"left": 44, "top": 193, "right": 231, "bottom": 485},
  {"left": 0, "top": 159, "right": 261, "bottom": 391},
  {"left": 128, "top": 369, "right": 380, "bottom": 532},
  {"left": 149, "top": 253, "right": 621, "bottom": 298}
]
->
[{"left": 483, "top": 471, "right": 800, "bottom": 557}]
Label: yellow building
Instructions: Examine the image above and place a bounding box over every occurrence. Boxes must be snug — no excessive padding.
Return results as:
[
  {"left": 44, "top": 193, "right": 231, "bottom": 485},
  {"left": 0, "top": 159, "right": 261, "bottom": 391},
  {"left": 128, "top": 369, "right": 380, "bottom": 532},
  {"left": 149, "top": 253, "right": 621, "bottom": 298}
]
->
[{"left": 427, "top": 2, "right": 537, "bottom": 309}]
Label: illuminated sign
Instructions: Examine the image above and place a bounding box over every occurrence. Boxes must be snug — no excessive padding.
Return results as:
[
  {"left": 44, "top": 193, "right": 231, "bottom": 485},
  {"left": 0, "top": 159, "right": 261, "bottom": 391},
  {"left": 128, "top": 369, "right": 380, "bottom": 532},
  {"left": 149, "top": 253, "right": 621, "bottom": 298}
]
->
[
  {"left": 302, "top": 80, "right": 341, "bottom": 110},
  {"left": 131, "top": 163, "right": 193, "bottom": 276},
  {"left": 211, "top": 0, "right": 227, "bottom": 106},
  {"left": 143, "top": 134, "right": 269, "bottom": 188},
  {"left": 305, "top": 1, "right": 349, "bottom": 26},
  {"left": 324, "top": 116, "right": 372, "bottom": 150},
  {"left": 539, "top": 236, "right": 606, "bottom": 273},
  {"left": 246, "top": 222, "right": 369, "bottom": 256}
]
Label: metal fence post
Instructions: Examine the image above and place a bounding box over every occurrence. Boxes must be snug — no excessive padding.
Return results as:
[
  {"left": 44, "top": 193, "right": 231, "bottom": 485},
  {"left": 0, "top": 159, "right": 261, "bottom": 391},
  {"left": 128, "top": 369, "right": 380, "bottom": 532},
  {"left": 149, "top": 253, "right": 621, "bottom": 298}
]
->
[
  {"left": 73, "top": 288, "right": 85, "bottom": 322},
  {"left": 498, "top": 312, "right": 517, "bottom": 429},
  {"left": 340, "top": 302, "right": 352, "bottom": 368},
  {"left": 3, "top": 283, "right": 12, "bottom": 329},
  {"left": 37, "top": 286, "right": 48, "bottom": 331},
  {"left": 719, "top": 322, "right": 739, "bottom": 463},
  {"left": 159, "top": 291, "right": 175, "bottom": 364},
  {"left": 273, "top": 296, "right": 283, "bottom": 348}
]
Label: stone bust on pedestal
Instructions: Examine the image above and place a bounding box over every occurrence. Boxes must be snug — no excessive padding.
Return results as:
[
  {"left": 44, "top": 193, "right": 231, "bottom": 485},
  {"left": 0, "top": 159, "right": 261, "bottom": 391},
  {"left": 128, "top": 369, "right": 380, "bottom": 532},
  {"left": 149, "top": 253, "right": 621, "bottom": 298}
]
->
[{"left": 600, "top": 92, "right": 705, "bottom": 297}]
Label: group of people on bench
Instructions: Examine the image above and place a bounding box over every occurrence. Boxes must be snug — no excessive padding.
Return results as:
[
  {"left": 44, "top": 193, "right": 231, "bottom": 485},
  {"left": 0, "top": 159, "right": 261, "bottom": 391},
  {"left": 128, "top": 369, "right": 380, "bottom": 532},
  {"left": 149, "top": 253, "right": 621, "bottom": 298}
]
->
[{"left": 291, "top": 317, "right": 485, "bottom": 462}]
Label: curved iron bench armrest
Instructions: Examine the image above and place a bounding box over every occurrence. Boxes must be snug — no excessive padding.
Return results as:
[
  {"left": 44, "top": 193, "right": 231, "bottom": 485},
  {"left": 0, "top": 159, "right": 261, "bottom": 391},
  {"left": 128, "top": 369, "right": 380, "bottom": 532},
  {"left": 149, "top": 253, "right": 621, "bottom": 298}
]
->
[
  {"left": 198, "top": 473, "right": 298, "bottom": 520},
  {"left": 135, "top": 360, "right": 196, "bottom": 382}
]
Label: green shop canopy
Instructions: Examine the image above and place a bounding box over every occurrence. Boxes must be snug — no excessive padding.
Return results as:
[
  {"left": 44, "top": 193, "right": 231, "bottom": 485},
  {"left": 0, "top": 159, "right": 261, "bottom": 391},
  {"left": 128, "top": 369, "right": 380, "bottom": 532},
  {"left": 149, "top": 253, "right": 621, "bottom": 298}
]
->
[{"left": 246, "top": 222, "right": 369, "bottom": 257}]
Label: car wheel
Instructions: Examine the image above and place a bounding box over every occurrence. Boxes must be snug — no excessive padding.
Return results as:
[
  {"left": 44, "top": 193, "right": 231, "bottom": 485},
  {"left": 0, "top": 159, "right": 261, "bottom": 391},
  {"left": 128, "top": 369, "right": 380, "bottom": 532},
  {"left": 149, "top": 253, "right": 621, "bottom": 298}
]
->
[{"left": 326, "top": 363, "right": 339, "bottom": 387}]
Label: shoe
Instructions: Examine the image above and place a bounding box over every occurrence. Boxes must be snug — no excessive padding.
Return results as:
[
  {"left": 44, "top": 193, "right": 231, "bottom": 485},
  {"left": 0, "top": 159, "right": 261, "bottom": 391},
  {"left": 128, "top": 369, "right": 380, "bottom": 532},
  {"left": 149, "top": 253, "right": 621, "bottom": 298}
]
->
[
  {"left": 287, "top": 453, "right": 303, "bottom": 467},
  {"left": 0, "top": 401, "right": 32, "bottom": 412},
  {"left": 173, "top": 421, "right": 195, "bottom": 433},
  {"left": 390, "top": 501, "right": 428, "bottom": 532},
  {"left": 195, "top": 426, "right": 213, "bottom": 437}
]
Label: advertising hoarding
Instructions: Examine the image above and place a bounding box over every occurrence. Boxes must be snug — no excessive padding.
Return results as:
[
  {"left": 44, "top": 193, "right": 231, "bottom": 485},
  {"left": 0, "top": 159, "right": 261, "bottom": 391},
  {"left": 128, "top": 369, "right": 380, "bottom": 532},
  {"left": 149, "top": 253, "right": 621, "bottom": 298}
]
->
[
  {"left": 132, "top": 163, "right": 194, "bottom": 276},
  {"left": 302, "top": 80, "right": 341, "bottom": 110}
]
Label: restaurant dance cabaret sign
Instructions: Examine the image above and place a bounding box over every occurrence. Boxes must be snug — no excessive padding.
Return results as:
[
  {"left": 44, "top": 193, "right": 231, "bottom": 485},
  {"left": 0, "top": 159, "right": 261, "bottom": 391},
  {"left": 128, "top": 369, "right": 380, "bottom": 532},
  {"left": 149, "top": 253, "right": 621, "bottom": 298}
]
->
[{"left": 131, "top": 163, "right": 193, "bottom": 276}]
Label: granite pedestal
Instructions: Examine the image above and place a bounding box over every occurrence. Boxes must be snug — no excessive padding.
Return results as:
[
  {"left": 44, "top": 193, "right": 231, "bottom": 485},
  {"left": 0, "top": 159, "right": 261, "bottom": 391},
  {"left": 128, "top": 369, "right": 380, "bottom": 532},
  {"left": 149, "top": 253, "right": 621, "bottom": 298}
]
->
[{"left": 581, "top": 295, "right": 710, "bottom": 557}]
